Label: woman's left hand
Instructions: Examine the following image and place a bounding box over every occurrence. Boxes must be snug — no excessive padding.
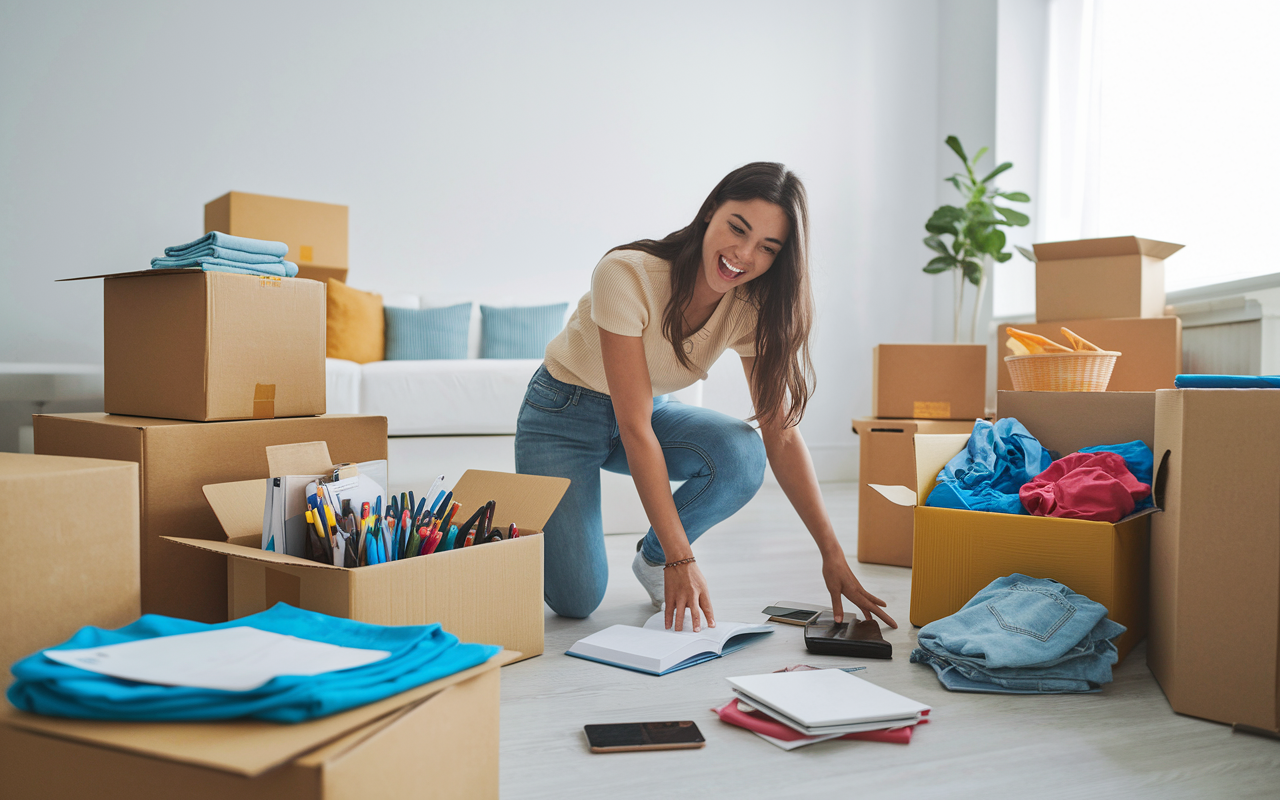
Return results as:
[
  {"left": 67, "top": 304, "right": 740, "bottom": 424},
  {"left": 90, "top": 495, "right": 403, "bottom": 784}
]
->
[{"left": 821, "top": 554, "right": 897, "bottom": 628}]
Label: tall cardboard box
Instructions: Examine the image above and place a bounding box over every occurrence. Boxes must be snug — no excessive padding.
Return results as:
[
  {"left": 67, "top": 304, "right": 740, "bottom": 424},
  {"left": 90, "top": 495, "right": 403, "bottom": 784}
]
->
[
  {"left": 0, "top": 454, "right": 140, "bottom": 683},
  {"left": 998, "top": 317, "right": 1182, "bottom": 392},
  {"left": 851, "top": 418, "right": 977, "bottom": 567},
  {"left": 172, "top": 468, "right": 565, "bottom": 661},
  {"left": 206, "top": 191, "right": 349, "bottom": 281},
  {"left": 1034, "top": 236, "right": 1182, "bottom": 322},
  {"left": 872, "top": 391, "right": 1155, "bottom": 660},
  {"left": 1, "top": 651, "right": 513, "bottom": 799},
  {"left": 1149, "top": 389, "right": 1280, "bottom": 733},
  {"left": 66, "top": 269, "right": 326, "bottom": 422},
  {"left": 34, "top": 413, "right": 387, "bottom": 624},
  {"left": 872, "top": 344, "right": 987, "bottom": 420}
]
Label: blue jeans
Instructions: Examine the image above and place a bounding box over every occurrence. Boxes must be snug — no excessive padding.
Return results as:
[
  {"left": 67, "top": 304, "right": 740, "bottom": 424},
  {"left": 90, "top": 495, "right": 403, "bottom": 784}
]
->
[{"left": 514, "top": 365, "right": 766, "bottom": 618}]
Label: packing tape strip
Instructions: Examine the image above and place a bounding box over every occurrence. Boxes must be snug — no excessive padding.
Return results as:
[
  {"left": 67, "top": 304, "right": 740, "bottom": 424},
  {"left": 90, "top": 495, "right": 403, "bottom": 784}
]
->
[
  {"left": 912, "top": 401, "right": 952, "bottom": 419},
  {"left": 254, "top": 383, "right": 276, "bottom": 419},
  {"left": 300, "top": 245, "right": 313, "bottom": 262}
]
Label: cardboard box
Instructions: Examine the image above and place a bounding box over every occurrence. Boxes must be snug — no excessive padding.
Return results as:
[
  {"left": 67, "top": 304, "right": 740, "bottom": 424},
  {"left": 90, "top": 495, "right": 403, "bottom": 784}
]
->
[
  {"left": 998, "top": 317, "right": 1182, "bottom": 393},
  {"left": 169, "top": 467, "right": 567, "bottom": 662},
  {"left": 295, "top": 264, "right": 348, "bottom": 284},
  {"left": 0, "top": 453, "right": 140, "bottom": 683},
  {"left": 0, "top": 650, "right": 513, "bottom": 799},
  {"left": 872, "top": 344, "right": 987, "bottom": 420},
  {"left": 1149, "top": 389, "right": 1280, "bottom": 732},
  {"left": 871, "top": 391, "right": 1155, "bottom": 660},
  {"left": 63, "top": 269, "right": 326, "bottom": 422},
  {"left": 206, "top": 191, "right": 349, "bottom": 270},
  {"left": 34, "top": 413, "right": 387, "bottom": 623},
  {"left": 851, "top": 418, "right": 977, "bottom": 567},
  {"left": 1034, "top": 236, "right": 1182, "bottom": 322}
]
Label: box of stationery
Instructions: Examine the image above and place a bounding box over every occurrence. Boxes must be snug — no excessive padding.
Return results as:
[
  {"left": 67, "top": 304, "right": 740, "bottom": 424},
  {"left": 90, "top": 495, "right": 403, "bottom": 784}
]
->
[
  {"left": 872, "top": 343, "right": 987, "bottom": 420},
  {"left": 34, "top": 413, "right": 387, "bottom": 624},
  {"left": 851, "top": 417, "right": 977, "bottom": 567},
  {"left": 997, "top": 317, "right": 1182, "bottom": 392},
  {"left": 1149, "top": 388, "right": 1280, "bottom": 734},
  {"left": 0, "top": 647, "right": 515, "bottom": 800},
  {"left": 62, "top": 268, "right": 325, "bottom": 422},
  {"left": 166, "top": 441, "right": 568, "bottom": 662},
  {"left": 1033, "top": 236, "right": 1182, "bottom": 322},
  {"left": 870, "top": 391, "right": 1156, "bottom": 661},
  {"left": 0, "top": 453, "right": 141, "bottom": 687},
  {"left": 206, "top": 191, "right": 349, "bottom": 278}
]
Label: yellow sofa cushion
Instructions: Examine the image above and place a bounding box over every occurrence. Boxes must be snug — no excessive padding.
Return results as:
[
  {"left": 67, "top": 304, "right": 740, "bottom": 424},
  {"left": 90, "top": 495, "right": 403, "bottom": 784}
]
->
[{"left": 326, "top": 279, "right": 384, "bottom": 363}]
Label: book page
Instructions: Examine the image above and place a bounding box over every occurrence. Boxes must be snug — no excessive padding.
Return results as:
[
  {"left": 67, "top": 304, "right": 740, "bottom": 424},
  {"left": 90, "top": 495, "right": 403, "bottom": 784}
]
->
[{"left": 642, "top": 611, "right": 771, "bottom": 647}]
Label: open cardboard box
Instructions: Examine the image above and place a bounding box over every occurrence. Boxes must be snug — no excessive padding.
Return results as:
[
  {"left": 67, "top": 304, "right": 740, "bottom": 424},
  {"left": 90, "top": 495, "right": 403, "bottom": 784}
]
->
[
  {"left": 1, "top": 650, "right": 514, "bottom": 799},
  {"left": 165, "top": 444, "right": 567, "bottom": 661},
  {"left": 870, "top": 391, "right": 1157, "bottom": 661},
  {"left": 206, "top": 191, "right": 349, "bottom": 270},
  {"left": 1033, "top": 236, "right": 1182, "bottom": 322}
]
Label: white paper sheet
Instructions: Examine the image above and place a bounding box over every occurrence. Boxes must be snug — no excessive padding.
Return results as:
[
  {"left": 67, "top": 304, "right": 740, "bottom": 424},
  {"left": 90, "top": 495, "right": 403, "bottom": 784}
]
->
[{"left": 44, "top": 627, "right": 391, "bottom": 692}]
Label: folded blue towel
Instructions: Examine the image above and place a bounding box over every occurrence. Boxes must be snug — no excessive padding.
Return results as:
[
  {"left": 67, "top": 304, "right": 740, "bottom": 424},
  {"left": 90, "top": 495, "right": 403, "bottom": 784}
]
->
[
  {"left": 152, "top": 245, "right": 286, "bottom": 266},
  {"left": 165, "top": 232, "right": 289, "bottom": 259},
  {"left": 7, "top": 603, "right": 500, "bottom": 723},
  {"left": 150, "top": 257, "right": 299, "bottom": 278}
]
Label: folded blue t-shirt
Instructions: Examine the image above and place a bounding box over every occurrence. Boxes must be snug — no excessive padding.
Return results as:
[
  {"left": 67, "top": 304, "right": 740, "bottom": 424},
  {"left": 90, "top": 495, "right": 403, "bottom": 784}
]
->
[
  {"left": 925, "top": 417, "right": 1052, "bottom": 515},
  {"left": 7, "top": 603, "right": 499, "bottom": 723}
]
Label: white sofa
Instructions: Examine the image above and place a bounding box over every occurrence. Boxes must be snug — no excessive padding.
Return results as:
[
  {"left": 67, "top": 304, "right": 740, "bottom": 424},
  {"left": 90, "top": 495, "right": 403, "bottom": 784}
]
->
[{"left": 326, "top": 290, "right": 701, "bottom": 534}]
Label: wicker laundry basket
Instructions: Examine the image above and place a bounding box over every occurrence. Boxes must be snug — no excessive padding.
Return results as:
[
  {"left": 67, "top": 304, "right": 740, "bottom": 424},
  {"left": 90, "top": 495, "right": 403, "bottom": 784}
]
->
[{"left": 1004, "top": 351, "right": 1121, "bottom": 392}]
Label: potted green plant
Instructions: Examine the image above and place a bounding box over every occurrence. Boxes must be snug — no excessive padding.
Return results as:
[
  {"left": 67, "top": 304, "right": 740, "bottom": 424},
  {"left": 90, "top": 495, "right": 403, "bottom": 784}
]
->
[{"left": 923, "top": 136, "right": 1031, "bottom": 342}]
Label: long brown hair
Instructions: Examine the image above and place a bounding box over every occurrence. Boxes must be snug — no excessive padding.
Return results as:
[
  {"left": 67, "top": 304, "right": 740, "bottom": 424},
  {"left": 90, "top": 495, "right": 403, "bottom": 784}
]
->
[{"left": 612, "top": 162, "right": 814, "bottom": 428}]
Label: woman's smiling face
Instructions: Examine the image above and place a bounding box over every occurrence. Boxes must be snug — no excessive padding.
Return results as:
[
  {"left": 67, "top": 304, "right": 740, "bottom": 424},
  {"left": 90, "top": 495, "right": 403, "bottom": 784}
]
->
[{"left": 699, "top": 198, "right": 790, "bottom": 296}]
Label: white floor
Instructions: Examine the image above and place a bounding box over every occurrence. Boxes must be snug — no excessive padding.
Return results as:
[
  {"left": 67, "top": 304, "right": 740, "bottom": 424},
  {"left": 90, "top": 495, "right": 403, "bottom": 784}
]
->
[{"left": 497, "top": 482, "right": 1280, "bottom": 799}]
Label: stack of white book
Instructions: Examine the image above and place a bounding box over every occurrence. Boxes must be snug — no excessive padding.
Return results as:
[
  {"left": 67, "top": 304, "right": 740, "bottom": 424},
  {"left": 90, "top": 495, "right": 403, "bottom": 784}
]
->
[{"left": 721, "top": 669, "right": 931, "bottom": 750}]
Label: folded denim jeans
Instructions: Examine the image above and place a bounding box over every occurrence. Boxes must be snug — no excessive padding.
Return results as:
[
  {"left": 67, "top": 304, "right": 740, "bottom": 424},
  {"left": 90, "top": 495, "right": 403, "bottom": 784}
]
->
[{"left": 911, "top": 649, "right": 1108, "bottom": 694}]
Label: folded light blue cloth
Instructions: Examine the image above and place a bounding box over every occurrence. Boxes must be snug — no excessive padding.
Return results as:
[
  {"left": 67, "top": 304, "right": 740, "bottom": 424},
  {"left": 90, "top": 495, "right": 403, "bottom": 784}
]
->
[
  {"left": 925, "top": 418, "right": 1052, "bottom": 515},
  {"left": 165, "top": 232, "right": 289, "bottom": 258},
  {"left": 910, "top": 574, "right": 1125, "bottom": 694},
  {"left": 149, "top": 256, "right": 299, "bottom": 278},
  {"left": 7, "top": 603, "right": 499, "bottom": 723},
  {"left": 152, "top": 245, "right": 286, "bottom": 266},
  {"left": 1174, "top": 374, "right": 1280, "bottom": 389}
]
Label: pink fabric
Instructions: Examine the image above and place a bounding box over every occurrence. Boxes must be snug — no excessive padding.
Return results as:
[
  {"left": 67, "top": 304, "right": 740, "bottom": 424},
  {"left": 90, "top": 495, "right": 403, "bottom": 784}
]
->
[
  {"left": 1019, "top": 451, "right": 1151, "bottom": 522},
  {"left": 712, "top": 699, "right": 918, "bottom": 744}
]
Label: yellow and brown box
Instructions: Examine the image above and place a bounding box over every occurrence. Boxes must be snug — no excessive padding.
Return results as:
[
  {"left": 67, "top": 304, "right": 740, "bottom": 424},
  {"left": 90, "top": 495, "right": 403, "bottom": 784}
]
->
[
  {"left": 169, "top": 465, "right": 567, "bottom": 663},
  {"left": 34, "top": 413, "right": 388, "bottom": 624},
  {"left": 871, "top": 391, "right": 1156, "bottom": 661},
  {"left": 0, "top": 650, "right": 515, "bottom": 800},
  {"left": 64, "top": 269, "right": 326, "bottom": 422},
  {"left": 0, "top": 453, "right": 140, "bottom": 686},
  {"left": 872, "top": 344, "right": 986, "bottom": 420}
]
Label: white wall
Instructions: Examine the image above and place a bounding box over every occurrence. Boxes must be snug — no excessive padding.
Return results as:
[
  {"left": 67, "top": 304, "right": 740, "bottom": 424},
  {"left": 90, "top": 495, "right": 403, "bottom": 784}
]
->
[{"left": 1, "top": 1, "right": 958, "bottom": 476}]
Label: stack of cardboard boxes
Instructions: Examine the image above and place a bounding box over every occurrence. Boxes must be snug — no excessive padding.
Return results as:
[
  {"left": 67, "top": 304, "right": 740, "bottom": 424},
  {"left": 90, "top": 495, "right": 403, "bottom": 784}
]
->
[
  {"left": 2, "top": 194, "right": 522, "bottom": 796},
  {"left": 851, "top": 343, "right": 988, "bottom": 567}
]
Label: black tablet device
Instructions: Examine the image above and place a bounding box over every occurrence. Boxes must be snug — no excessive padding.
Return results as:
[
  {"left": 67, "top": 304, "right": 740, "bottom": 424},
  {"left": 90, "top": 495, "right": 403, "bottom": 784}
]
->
[{"left": 803, "top": 612, "right": 892, "bottom": 659}]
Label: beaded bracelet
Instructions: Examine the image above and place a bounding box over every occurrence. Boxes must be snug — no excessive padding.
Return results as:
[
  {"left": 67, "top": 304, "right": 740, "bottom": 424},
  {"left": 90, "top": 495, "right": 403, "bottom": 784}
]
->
[{"left": 664, "top": 556, "right": 696, "bottom": 569}]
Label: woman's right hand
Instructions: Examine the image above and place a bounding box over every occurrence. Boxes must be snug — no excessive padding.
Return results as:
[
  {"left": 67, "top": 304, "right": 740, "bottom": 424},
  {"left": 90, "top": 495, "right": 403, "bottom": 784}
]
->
[{"left": 664, "top": 560, "right": 715, "bottom": 632}]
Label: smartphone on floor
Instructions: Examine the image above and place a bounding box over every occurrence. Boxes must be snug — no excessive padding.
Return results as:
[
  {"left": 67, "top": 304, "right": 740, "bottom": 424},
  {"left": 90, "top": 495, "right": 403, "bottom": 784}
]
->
[{"left": 584, "top": 721, "right": 706, "bottom": 753}]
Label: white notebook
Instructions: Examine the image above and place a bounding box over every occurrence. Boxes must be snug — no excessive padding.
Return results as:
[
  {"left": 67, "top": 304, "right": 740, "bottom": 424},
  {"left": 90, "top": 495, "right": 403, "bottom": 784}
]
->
[
  {"left": 566, "top": 612, "right": 773, "bottom": 675},
  {"left": 727, "top": 669, "right": 930, "bottom": 735}
]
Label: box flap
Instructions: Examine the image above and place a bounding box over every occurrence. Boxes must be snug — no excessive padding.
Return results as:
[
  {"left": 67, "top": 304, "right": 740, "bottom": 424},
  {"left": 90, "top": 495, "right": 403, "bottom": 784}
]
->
[
  {"left": 1032, "top": 236, "right": 1183, "bottom": 262},
  {"left": 2, "top": 650, "right": 512, "bottom": 777},
  {"left": 165, "top": 536, "right": 345, "bottom": 572},
  {"left": 868, "top": 433, "right": 970, "bottom": 507},
  {"left": 57, "top": 269, "right": 197, "bottom": 282},
  {"left": 266, "top": 441, "right": 333, "bottom": 477},
  {"left": 450, "top": 470, "right": 570, "bottom": 531},
  {"left": 996, "top": 391, "right": 1155, "bottom": 453},
  {"left": 202, "top": 479, "right": 267, "bottom": 541}
]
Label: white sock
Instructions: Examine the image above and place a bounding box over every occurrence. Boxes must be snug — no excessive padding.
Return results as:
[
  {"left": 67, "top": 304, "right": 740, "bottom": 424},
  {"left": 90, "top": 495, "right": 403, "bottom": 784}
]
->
[{"left": 631, "top": 550, "right": 664, "bottom": 609}]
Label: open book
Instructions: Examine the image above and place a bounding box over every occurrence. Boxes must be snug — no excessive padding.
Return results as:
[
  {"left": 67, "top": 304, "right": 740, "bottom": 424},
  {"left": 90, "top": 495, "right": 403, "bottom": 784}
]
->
[{"left": 566, "top": 612, "right": 773, "bottom": 675}]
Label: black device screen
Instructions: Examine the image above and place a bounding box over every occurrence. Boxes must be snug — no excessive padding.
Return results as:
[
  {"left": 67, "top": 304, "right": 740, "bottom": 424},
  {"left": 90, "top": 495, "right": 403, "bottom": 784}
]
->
[
  {"left": 584, "top": 721, "right": 704, "bottom": 749},
  {"left": 762, "top": 605, "right": 821, "bottom": 623}
]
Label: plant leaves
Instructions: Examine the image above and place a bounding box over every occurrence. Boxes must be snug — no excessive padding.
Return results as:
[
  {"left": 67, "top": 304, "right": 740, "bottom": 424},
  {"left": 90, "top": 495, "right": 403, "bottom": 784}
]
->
[
  {"left": 945, "top": 135, "right": 968, "bottom": 164},
  {"left": 974, "top": 228, "right": 1006, "bottom": 255},
  {"left": 946, "top": 176, "right": 962, "bottom": 192},
  {"left": 1015, "top": 245, "right": 1037, "bottom": 262},
  {"left": 924, "top": 255, "right": 956, "bottom": 274},
  {"left": 925, "top": 205, "right": 965, "bottom": 235},
  {"left": 973, "top": 146, "right": 988, "bottom": 165},
  {"left": 962, "top": 259, "right": 983, "bottom": 286},
  {"left": 979, "top": 162, "right": 1013, "bottom": 184},
  {"left": 995, "top": 205, "right": 1031, "bottom": 226},
  {"left": 996, "top": 251, "right": 1013, "bottom": 262},
  {"left": 923, "top": 235, "right": 950, "bottom": 256},
  {"left": 997, "top": 191, "right": 1030, "bottom": 202}
]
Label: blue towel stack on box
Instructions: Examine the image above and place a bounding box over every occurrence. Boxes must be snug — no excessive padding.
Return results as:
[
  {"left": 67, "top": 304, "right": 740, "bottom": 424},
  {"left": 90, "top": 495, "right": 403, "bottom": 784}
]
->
[{"left": 151, "top": 232, "right": 299, "bottom": 278}]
